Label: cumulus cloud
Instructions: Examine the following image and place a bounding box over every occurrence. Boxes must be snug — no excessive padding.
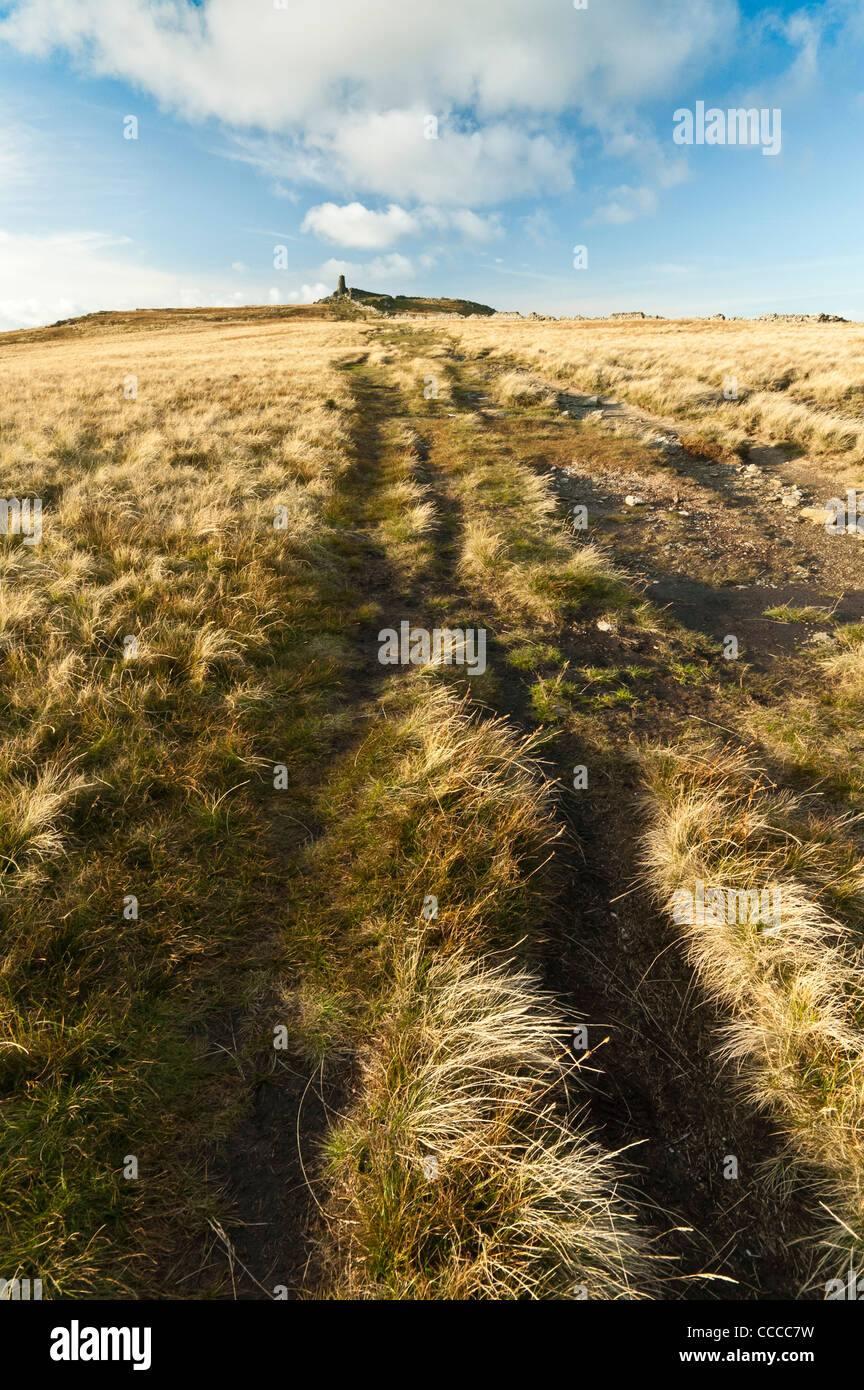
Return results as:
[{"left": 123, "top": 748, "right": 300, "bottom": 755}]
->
[
  {"left": 320, "top": 252, "right": 414, "bottom": 284},
  {"left": 0, "top": 0, "right": 732, "bottom": 121},
  {"left": 285, "top": 282, "right": 330, "bottom": 302},
  {"left": 366, "top": 252, "right": 413, "bottom": 280},
  {"left": 301, "top": 201, "right": 419, "bottom": 248},
  {"left": 437, "top": 208, "right": 503, "bottom": 242},
  {"left": 233, "top": 116, "right": 575, "bottom": 207},
  {"left": 314, "top": 113, "right": 574, "bottom": 205},
  {"left": 0, "top": 0, "right": 735, "bottom": 203},
  {"left": 301, "top": 199, "right": 503, "bottom": 249}
]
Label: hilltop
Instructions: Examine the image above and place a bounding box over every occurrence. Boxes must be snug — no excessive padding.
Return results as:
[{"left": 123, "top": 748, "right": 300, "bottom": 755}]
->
[
  {"left": 0, "top": 294, "right": 497, "bottom": 345},
  {"left": 315, "top": 277, "right": 495, "bottom": 317}
]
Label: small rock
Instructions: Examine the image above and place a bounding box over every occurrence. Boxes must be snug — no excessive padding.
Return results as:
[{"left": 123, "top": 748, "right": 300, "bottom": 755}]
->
[
  {"left": 596, "top": 620, "right": 614, "bottom": 633},
  {"left": 624, "top": 494, "right": 644, "bottom": 507},
  {"left": 800, "top": 506, "right": 835, "bottom": 527}
]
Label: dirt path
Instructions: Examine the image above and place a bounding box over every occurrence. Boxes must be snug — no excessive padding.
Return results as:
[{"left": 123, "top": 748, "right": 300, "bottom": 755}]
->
[
  {"left": 181, "top": 364, "right": 439, "bottom": 1298},
  {"left": 350, "top": 324, "right": 839, "bottom": 1297},
  {"left": 192, "top": 327, "right": 852, "bottom": 1299},
  {"left": 551, "top": 384, "right": 864, "bottom": 672}
]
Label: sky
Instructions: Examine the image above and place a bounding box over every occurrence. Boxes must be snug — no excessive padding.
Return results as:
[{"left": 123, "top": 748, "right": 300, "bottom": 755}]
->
[{"left": 0, "top": 0, "right": 861, "bottom": 330}]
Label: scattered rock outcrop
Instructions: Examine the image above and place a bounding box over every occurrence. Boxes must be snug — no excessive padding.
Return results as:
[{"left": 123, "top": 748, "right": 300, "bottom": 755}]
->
[{"left": 756, "top": 312, "right": 848, "bottom": 324}]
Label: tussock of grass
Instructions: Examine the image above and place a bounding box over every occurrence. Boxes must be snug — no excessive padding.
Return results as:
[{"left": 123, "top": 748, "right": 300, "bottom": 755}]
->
[
  {"left": 494, "top": 370, "right": 558, "bottom": 410},
  {"left": 289, "top": 679, "right": 656, "bottom": 1299},
  {"left": 328, "top": 941, "right": 653, "bottom": 1299},
  {"left": 821, "top": 628, "right": 864, "bottom": 701},
  {"left": 452, "top": 445, "right": 627, "bottom": 624},
  {"left": 642, "top": 741, "right": 864, "bottom": 1278},
  {"left": 763, "top": 604, "right": 834, "bottom": 624}
]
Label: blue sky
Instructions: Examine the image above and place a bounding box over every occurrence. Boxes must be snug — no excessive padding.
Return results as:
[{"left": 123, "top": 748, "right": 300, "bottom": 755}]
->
[{"left": 0, "top": 0, "right": 861, "bottom": 329}]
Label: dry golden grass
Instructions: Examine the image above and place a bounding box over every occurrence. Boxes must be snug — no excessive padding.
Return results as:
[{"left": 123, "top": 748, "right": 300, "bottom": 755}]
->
[
  {"left": 0, "top": 316, "right": 370, "bottom": 1293},
  {"left": 493, "top": 369, "right": 558, "bottom": 409},
  {"left": 445, "top": 316, "right": 864, "bottom": 461},
  {"left": 0, "top": 311, "right": 657, "bottom": 1301},
  {"left": 641, "top": 740, "right": 864, "bottom": 1280},
  {"left": 329, "top": 942, "right": 653, "bottom": 1300},
  {"left": 820, "top": 626, "right": 864, "bottom": 702},
  {"left": 447, "top": 425, "right": 628, "bottom": 625},
  {"left": 298, "top": 679, "right": 656, "bottom": 1299}
]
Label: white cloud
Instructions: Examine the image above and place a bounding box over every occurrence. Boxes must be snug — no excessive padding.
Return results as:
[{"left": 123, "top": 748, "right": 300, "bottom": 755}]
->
[
  {"left": 319, "top": 253, "right": 413, "bottom": 286},
  {"left": 301, "top": 199, "right": 503, "bottom": 252},
  {"left": 0, "top": 0, "right": 735, "bottom": 203},
  {"left": 301, "top": 201, "right": 419, "bottom": 248},
  {"left": 286, "top": 282, "right": 330, "bottom": 302},
  {"left": 366, "top": 252, "right": 413, "bottom": 281},
  {"left": 310, "top": 114, "right": 574, "bottom": 205},
  {"left": 0, "top": 0, "right": 732, "bottom": 121},
  {"left": 0, "top": 227, "right": 325, "bottom": 331},
  {"left": 320, "top": 257, "right": 361, "bottom": 282},
  {"left": 590, "top": 185, "right": 658, "bottom": 225},
  {"left": 442, "top": 208, "right": 503, "bottom": 242},
  {"left": 601, "top": 122, "right": 688, "bottom": 191}
]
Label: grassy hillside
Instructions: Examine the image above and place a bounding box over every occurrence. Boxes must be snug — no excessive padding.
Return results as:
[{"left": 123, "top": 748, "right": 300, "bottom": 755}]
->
[
  {"left": 0, "top": 311, "right": 651, "bottom": 1298},
  {"left": 3, "top": 305, "right": 864, "bottom": 1299},
  {"left": 321, "top": 288, "right": 496, "bottom": 317}
]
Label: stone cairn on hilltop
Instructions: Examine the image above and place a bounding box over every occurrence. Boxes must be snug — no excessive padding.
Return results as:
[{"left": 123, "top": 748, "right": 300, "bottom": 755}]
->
[
  {"left": 315, "top": 275, "right": 356, "bottom": 307},
  {"left": 330, "top": 272, "right": 361, "bottom": 303}
]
